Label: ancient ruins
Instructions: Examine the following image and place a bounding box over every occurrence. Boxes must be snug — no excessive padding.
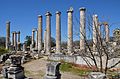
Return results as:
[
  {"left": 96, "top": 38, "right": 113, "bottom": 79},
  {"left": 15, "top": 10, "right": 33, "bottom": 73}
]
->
[{"left": 1, "top": 6, "right": 120, "bottom": 79}]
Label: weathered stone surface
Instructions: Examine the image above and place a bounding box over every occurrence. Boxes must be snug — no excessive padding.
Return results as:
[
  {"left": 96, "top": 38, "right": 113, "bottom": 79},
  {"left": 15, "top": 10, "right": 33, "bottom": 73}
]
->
[
  {"left": 88, "top": 72, "right": 107, "bottom": 79},
  {"left": 56, "top": 11, "right": 61, "bottom": 54},
  {"left": 67, "top": 7, "right": 73, "bottom": 54},
  {"left": 44, "top": 62, "right": 61, "bottom": 79},
  {"left": 38, "top": 15, "right": 43, "bottom": 53},
  {"left": 80, "top": 7, "right": 86, "bottom": 52},
  {"left": 6, "top": 21, "right": 10, "bottom": 49},
  {"left": 45, "top": 11, "right": 52, "bottom": 55}
]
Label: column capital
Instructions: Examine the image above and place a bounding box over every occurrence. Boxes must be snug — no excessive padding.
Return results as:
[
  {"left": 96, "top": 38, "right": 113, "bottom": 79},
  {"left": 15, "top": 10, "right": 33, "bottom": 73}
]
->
[
  {"left": 17, "top": 31, "right": 20, "bottom": 34},
  {"left": 67, "top": 7, "right": 73, "bottom": 13},
  {"left": 103, "top": 22, "right": 108, "bottom": 26},
  {"left": 45, "top": 11, "right": 52, "bottom": 16},
  {"left": 56, "top": 11, "right": 61, "bottom": 15},
  {"left": 93, "top": 14, "right": 98, "bottom": 18},
  {"left": 6, "top": 21, "right": 10, "bottom": 24},
  {"left": 32, "top": 28, "right": 37, "bottom": 32},
  {"left": 80, "top": 7, "right": 86, "bottom": 11},
  {"left": 38, "top": 15, "right": 42, "bottom": 18}
]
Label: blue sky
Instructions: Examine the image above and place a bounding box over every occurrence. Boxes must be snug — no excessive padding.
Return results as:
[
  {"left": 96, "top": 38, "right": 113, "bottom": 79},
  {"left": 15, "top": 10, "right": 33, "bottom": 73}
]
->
[{"left": 0, "top": 0, "right": 120, "bottom": 43}]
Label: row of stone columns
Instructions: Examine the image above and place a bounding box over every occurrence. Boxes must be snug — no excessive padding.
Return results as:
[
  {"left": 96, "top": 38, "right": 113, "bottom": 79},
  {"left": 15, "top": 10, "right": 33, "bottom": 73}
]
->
[
  {"left": 92, "top": 15, "right": 110, "bottom": 52},
  {"left": 12, "top": 31, "right": 21, "bottom": 51},
  {"left": 30, "top": 7, "right": 110, "bottom": 54}
]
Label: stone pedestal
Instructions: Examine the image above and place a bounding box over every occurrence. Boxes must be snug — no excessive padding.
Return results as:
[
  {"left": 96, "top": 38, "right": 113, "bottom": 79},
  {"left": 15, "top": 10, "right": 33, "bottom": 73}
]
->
[
  {"left": 2, "top": 55, "right": 25, "bottom": 79},
  {"left": 44, "top": 62, "right": 61, "bottom": 79}
]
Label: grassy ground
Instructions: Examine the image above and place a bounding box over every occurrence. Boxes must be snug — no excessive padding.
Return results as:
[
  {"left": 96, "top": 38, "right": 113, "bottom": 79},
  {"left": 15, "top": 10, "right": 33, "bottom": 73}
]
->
[{"left": 60, "top": 62, "right": 91, "bottom": 76}]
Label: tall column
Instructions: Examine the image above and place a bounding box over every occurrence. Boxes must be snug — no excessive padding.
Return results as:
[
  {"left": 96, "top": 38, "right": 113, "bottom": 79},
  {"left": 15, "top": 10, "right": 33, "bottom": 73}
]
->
[
  {"left": 14, "top": 32, "right": 17, "bottom": 50},
  {"left": 104, "top": 22, "right": 109, "bottom": 42},
  {"left": 80, "top": 7, "right": 86, "bottom": 52},
  {"left": 56, "top": 11, "right": 61, "bottom": 54},
  {"left": 44, "top": 30, "right": 47, "bottom": 51},
  {"left": 35, "top": 30, "right": 38, "bottom": 49},
  {"left": 32, "top": 29, "right": 35, "bottom": 48},
  {"left": 38, "top": 15, "right": 42, "bottom": 52},
  {"left": 45, "top": 11, "right": 52, "bottom": 55},
  {"left": 17, "top": 31, "right": 20, "bottom": 51},
  {"left": 93, "top": 14, "right": 98, "bottom": 52},
  {"left": 6, "top": 21, "right": 10, "bottom": 49},
  {"left": 12, "top": 32, "right": 14, "bottom": 46},
  {"left": 67, "top": 7, "right": 73, "bottom": 54}
]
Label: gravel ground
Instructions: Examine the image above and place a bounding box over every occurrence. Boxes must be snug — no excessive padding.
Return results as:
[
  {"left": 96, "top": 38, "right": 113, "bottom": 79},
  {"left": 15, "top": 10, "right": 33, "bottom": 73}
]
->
[{"left": 23, "top": 59, "right": 86, "bottom": 79}]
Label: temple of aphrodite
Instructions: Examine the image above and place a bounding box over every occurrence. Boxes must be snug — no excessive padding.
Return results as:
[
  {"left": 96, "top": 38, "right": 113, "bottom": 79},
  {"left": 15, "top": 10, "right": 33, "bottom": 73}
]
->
[{"left": 5, "top": 7, "right": 110, "bottom": 55}]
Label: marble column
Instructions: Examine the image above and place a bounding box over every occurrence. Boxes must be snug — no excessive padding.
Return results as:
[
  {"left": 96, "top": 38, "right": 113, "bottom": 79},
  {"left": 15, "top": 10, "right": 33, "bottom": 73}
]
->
[
  {"left": 67, "top": 7, "right": 73, "bottom": 54},
  {"left": 12, "top": 32, "right": 14, "bottom": 46},
  {"left": 6, "top": 21, "right": 10, "bottom": 49},
  {"left": 14, "top": 32, "right": 17, "bottom": 50},
  {"left": 35, "top": 30, "right": 38, "bottom": 49},
  {"left": 56, "top": 11, "right": 61, "bottom": 54},
  {"left": 23, "top": 43, "right": 26, "bottom": 51},
  {"left": 32, "top": 29, "right": 36, "bottom": 48},
  {"left": 93, "top": 14, "right": 98, "bottom": 52},
  {"left": 104, "top": 22, "right": 109, "bottom": 42},
  {"left": 80, "top": 7, "right": 86, "bottom": 52},
  {"left": 17, "top": 31, "right": 20, "bottom": 51},
  {"left": 45, "top": 11, "right": 52, "bottom": 55},
  {"left": 38, "top": 15, "right": 42, "bottom": 52},
  {"left": 44, "top": 30, "right": 47, "bottom": 52}
]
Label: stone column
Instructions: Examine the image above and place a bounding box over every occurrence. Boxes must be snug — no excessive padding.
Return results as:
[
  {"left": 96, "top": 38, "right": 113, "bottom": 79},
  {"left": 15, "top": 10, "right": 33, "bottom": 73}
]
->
[
  {"left": 80, "top": 7, "right": 86, "bottom": 52},
  {"left": 45, "top": 11, "right": 52, "bottom": 55},
  {"left": 104, "top": 22, "right": 109, "bottom": 42},
  {"left": 56, "top": 11, "right": 61, "bottom": 54},
  {"left": 32, "top": 29, "right": 36, "bottom": 48},
  {"left": 17, "top": 31, "right": 20, "bottom": 51},
  {"left": 93, "top": 15, "right": 98, "bottom": 52},
  {"left": 23, "top": 43, "right": 26, "bottom": 51},
  {"left": 14, "top": 32, "right": 17, "bottom": 50},
  {"left": 38, "top": 15, "right": 42, "bottom": 52},
  {"left": 67, "top": 7, "right": 73, "bottom": 54},
  {"left": 35, "top": 30, "right": 38, "bottom": 49},
  {"left": 12, "top": 32, "right": 14, "bottom": 46},
  {"left": 6, "top": 21, "right": 10, "bottom": 49},
  {"left": 44, "top": 30, "right": 47, "bottom": 51}
]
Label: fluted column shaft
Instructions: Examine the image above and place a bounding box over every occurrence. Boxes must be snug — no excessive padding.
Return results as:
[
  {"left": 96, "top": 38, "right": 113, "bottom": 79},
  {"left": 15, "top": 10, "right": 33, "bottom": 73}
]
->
[
  {"left": 38, "top": 15, "right": 42, "bottom": 52},
  {"left": 45, "top": 12, "right": 52, "bottom": 55},
  {"left": 93, "top": 15, "right": 98, "bottom": 52},
  {"left": 104, "top": 23, "right": 109, "bottom": 42},
  {"left": 6, "top": 21, "right": 10, "bottom": 49},
  {"left": 80, "top": 7, "right": 86, "bottom": 51},
  {"left": 67, "top": 8, "right": 73, "bottom": 54},
  {"left": 44, "top": 30, "right": 47, "bottom": 51},
  {"left": 56, "top": 11, "right": 61, "bottom": 54}
]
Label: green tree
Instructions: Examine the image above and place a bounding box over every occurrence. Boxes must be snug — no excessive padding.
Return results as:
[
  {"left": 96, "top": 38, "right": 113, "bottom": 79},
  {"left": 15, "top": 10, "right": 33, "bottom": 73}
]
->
[{"left": 24, "top": 36, "right": 32, "bottom": 46}]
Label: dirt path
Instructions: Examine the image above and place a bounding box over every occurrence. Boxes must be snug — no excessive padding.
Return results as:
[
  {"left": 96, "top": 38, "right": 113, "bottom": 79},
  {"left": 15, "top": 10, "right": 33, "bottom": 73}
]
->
[{"left": 23, "top": 59, "right": 85, "bottom": 79}]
